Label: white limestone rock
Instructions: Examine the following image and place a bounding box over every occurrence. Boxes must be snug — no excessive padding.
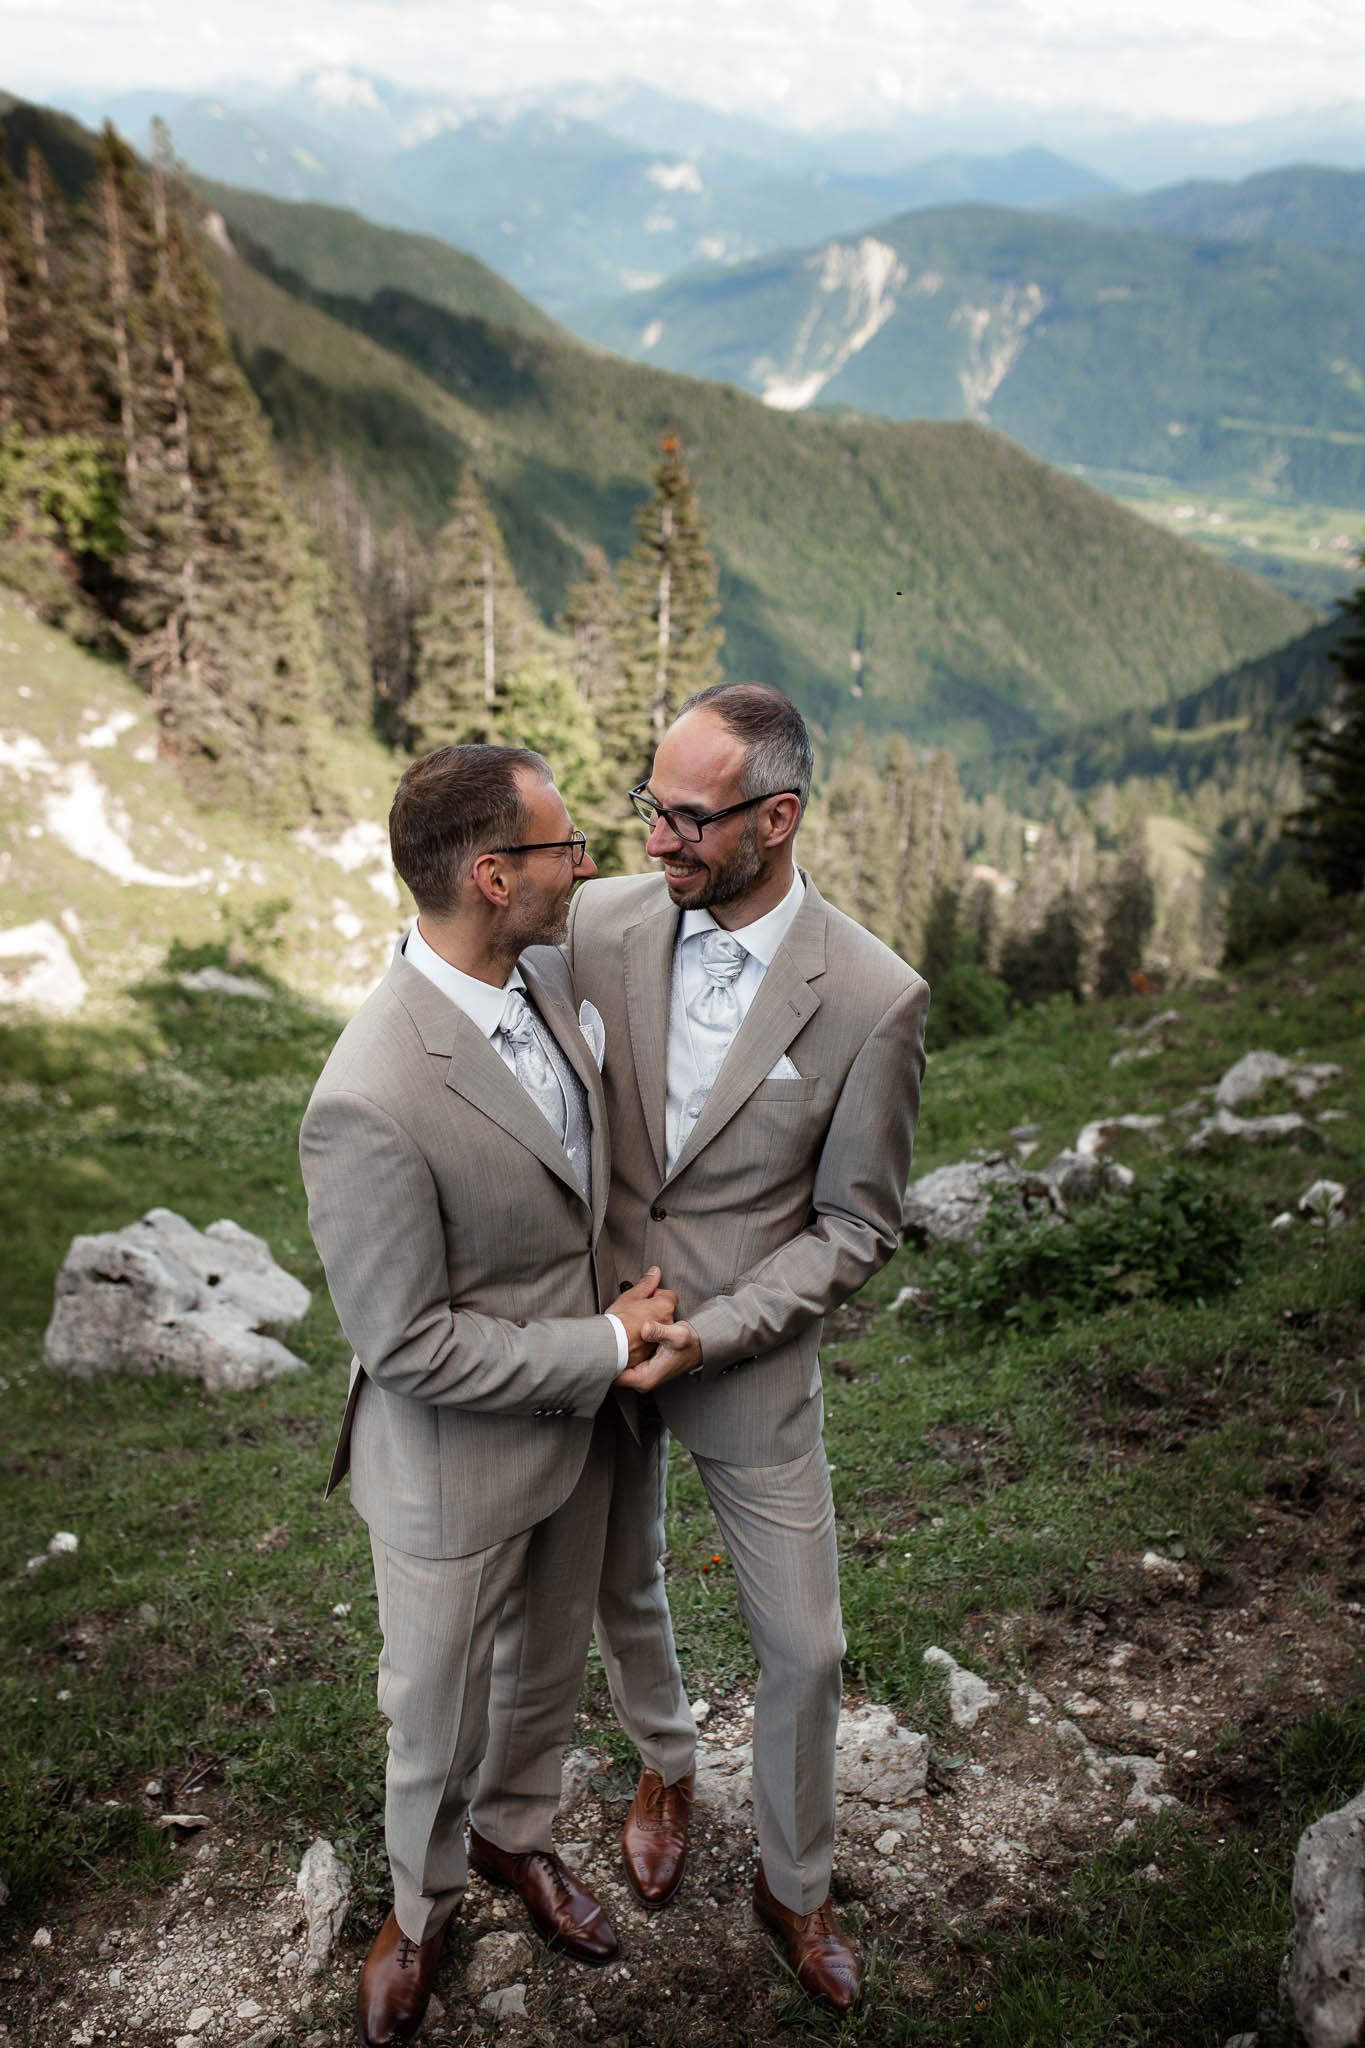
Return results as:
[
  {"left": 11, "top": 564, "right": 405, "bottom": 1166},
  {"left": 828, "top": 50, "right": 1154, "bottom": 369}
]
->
[
  {"left": 1042, "top": 1148, "right": 1135, "bottom": 1199},
  {"left": 44, "top": 1208, "right": 309, "bottom": 1393},
  {"left": 1184, "top": 1108, "right": 1312, "bottom": 1154},
  {"left": 923, "top": 1646, "right": 999, "bottom": 1731},
  {"left": 296, "top": 1837, "right": 351, "bottom": 1979},
  {"left": 1074, "top": 1114, "right": 1166, "bottom": 1158},
  {"left": 835, "top": 1702, "right": 929, "bottom": 1805},
  {"left": 1289, "top": 1782, "right": 1365, "bottom": 2048},
  {"left": 1215, "top": 1050, "right": 1293, "bottom": 1110},
  {"left": 1298, "top": 1180, "right": 1347, "bottom": 1228},
  {"left": 178, "top": 967, "right": 271, "bottom": 1002},
  {"left": 903, "top": 1158, "right": 1030, "bottom": 1246},
  {"left": 466, "top": 1933, "right": 533, "bottom": 1999},
  {"left": 557, "top": 1747, "right": 598, "bottom": 1815}
]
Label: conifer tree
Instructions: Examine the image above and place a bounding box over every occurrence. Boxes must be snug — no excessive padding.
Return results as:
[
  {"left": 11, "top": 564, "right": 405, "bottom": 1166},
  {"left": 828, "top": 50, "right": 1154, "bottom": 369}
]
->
[
  {"left": 89, "top": 124, "right": 151, "bottom": 486},
  {"left": 1096, "top": 822, "right": 1156, "bottom": 997},
  {"left": 371, "top": 510, "right": 428, "bottom": 739},
  {"left": 1000, "top": 892, "right": 1085, "bottom": 1008},
  {"left": 19, "top": 143, "right": 92, "bottom": 435},
  {"left": 1286, "top": 571, "right": 1365, "bottom": 896},
  {"left": 116, "top": 136, "right": 324, "bottom": 817},
  {"left": 616, "top": 432, "right": 724, "bottom": 779},
  {"left": 500, "top": 655, "right": 622, "bottom": 863},
  {"left": 804, "top": 730, "right": 894, "bottom": 942},
  {"left": 0, "top": 140, "right": 28, "bottom": 428},
  {"left": 563, "top": 542, "right": 640, "bottom": 795},
  {"left": 406, "top": 471, "right": 533, "bottom": 751}
]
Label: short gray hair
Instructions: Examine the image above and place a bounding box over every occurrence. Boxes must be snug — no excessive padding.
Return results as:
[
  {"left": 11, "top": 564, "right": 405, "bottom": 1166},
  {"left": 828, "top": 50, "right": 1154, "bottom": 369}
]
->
[{"left": 677, "top": 683, "right": 813, "bottom": 812}]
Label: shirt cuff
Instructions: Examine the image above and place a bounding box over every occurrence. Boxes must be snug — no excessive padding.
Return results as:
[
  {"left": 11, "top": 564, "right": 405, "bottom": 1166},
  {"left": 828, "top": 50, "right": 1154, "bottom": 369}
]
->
[{"left": 604, "top": 1312, "right": 629, "bottom": 1371}]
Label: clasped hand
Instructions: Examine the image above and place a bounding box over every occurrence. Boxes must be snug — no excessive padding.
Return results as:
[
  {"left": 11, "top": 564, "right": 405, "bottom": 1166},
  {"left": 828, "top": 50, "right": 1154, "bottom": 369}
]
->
[{"left": 611, "top": 1268, "right": 701, "bottom": 1389}]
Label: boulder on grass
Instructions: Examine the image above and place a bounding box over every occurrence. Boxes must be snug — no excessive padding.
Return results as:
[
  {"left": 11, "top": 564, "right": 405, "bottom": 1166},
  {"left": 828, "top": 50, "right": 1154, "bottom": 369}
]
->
[
  {"left": 44, "top": 1207, "right": 309, "bottom": 1393},
  {"left": 1289, "top": 1782, "right": 1365, "bottom": 2048}
]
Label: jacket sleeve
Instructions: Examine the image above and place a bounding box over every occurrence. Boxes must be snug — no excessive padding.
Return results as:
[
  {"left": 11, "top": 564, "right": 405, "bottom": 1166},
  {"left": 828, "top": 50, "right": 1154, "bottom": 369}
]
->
[
  {"left": 686, "top": 975, "right": 930, "bottom": 1378},
  {"left": 300, "top": 1088, "right": 620, "bottom": 1416}
]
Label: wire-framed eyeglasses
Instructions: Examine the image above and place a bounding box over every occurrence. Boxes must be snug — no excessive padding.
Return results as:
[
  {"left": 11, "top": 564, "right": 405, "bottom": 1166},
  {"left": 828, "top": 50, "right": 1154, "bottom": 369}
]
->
[
  {"left": 490, "top": 831, "right": 589, "bottom": 864},
  {"left": 627, "top": 784, "right": 798, "bottom": 843}
]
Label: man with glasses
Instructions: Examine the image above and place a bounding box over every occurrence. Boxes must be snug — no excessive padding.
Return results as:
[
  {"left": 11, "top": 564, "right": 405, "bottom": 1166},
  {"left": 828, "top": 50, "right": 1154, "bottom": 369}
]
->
[
  {"left": 482, "top": 685, "right": 929, "bottom": 2011},
  {"left": 301, "top": 745, "right": 676, "bottom": 2048}
]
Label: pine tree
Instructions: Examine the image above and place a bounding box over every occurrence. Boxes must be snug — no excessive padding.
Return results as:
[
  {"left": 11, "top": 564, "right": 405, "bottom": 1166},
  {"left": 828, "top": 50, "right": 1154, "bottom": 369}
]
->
[
  {"left": 290, "top": 457, "right": 377, "bottom": 730},
  {"left": 500, "top": 656, "right": 621, "bottom": 863},
  {"left": 616, "top": 432, "right": 724, "bottom": 780},
  {"left": 1286, "top": 571, "right": 1365, "bottom": 896},
  {"left": 18, "top": 143, "right": 93, "bottom": 436},
  {"left": 1000, "top": 892, "right": 1085, "bottom": 1008},
  {"left": 371, "top": 511, "right": 429, "bottom": 741},
  {"left": 406, "top": 471, "right": 533, "bottom": 751},
  {"left": 804, "top": 730, "right": 895, "bottom": 941},
  {"left": 0, "top": 139, "right": 28, "bottom": 429},
  {"left": 1096, "top": 822, "right": 1156, "bottom": 997},
  {"left": 116, "top": 137, "right": 324, "bottom": 817}
]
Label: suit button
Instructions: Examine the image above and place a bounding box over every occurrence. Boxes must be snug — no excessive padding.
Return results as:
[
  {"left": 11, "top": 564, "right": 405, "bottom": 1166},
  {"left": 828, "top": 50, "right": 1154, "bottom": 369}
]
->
[
  {"left": 515, "top": 1318, "right": 528, "bottom": 1328},
  {"left": 650, "top": 1204, "right": 667, "bottom": 1220}
]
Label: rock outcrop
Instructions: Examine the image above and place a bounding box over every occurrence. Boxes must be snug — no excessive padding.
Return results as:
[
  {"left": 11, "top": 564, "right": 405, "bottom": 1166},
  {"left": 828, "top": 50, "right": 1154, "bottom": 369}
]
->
[
  {"left": 1289, "top": 1783, "right": 1365, "bottom": 2048},
  {"left": 45, "top": 1208, "right": 309, "bottom": 1393}
]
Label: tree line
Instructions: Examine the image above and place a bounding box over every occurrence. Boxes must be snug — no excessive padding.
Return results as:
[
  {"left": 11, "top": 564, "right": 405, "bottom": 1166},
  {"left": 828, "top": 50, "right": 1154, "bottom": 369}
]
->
[{"left": 21, "top": 120, "right": 1336, "bottom": 1034}]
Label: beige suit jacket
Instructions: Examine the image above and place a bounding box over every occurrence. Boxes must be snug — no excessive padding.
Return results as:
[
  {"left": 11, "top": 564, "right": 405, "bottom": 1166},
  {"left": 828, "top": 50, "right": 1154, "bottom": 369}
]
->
[
  {"left": 563, "top": 872, "right": 929, "bottom": 1467},
  {"left": 300, "top": 940, "right": 621, "bottom": 1559}
]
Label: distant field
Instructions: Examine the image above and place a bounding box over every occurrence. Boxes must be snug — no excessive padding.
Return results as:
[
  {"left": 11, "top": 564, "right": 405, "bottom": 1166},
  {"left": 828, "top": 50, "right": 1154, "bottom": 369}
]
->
[{"left": 1074, "top": 469, "right": 1361, "bottom": 606}]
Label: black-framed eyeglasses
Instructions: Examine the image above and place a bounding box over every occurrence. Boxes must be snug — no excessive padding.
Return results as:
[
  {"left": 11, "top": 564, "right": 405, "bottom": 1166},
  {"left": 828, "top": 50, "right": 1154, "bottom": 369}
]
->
[
  {"left": 490, "top": 831, "right": 589, "bottom": 865},
  {"left": 627, "top": 783, "right": 798, "bottom": 843}
]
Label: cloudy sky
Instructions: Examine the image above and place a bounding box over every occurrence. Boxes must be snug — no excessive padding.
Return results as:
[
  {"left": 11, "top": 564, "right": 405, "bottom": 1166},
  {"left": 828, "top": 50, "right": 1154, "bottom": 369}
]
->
[{"left": 9, "top": 0, "right": 1365, "bottom": 131}]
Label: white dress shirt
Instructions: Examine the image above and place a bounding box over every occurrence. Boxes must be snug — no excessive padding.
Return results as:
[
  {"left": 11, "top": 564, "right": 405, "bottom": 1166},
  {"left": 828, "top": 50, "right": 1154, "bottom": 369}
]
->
[
  {"left": 404, "top": 924, "right": 628, "bottom": 1369},
  {"left": 665, "top": 869, "right": 806, "bottom": 1172}
]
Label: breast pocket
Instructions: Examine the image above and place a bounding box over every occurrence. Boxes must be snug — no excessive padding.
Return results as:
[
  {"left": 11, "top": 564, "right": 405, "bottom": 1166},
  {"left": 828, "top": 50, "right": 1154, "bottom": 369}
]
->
[{"left": 750, "top": 1076, "right": 821, "bottom": 1103}]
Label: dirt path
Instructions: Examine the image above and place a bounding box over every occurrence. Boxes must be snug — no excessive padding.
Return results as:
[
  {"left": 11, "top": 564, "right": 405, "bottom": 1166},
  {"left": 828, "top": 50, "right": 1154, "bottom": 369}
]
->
[{"left": 5, "top": 1520, "right": 1359, "bottom": 2048}]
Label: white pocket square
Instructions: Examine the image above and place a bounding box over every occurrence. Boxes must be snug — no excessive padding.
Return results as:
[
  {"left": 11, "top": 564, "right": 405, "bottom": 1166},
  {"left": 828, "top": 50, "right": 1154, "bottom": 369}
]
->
[
  {"left": 578, "top": 999, "right": 606, "bottom": 1070},
  {"left": 765, "top": 1053, "right": 800, "bottom": 1080}
]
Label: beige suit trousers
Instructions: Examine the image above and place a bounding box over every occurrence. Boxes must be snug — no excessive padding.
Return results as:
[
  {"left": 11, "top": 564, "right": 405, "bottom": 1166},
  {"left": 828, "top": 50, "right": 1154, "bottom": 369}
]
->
[
  {"left": 373, "top": 1412, "right": 614, "bottom": 1945},
  {"left": 595, "top": 1422, "right": 844, "bottom": 1915}
]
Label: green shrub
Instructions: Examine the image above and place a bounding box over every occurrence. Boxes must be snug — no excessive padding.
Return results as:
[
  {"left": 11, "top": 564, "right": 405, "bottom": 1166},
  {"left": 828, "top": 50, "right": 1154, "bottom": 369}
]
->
[
  {"left": 926, "top": 960, "right": 1010, "bottom": 1047},
  {"left": 920, "top": 1165, "right": 1255, "bottom": 1334},
  {"left": 1222, "top": 861, "right": 1334, "bottom": 967}
]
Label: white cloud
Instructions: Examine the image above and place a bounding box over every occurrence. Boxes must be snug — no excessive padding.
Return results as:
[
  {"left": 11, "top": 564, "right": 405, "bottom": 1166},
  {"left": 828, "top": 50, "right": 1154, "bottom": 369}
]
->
[{"left": 9, "top": 0, "right": 1365, "bottom": 127}]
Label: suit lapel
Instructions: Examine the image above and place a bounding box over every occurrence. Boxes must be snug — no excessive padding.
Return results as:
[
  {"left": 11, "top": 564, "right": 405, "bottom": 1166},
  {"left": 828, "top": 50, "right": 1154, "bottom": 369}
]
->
[
  {"left": 520, "top": 953, "right": 607, "bottom": 1232},
  {"left": 390, "top": 948, "right": 586, "bottom": 1202},
  {"left": 622, "top": 896, "right": 678, "bottom": 1184},
  {"left": 665, "top": 876, "right": 827, "bottom": 1184}
]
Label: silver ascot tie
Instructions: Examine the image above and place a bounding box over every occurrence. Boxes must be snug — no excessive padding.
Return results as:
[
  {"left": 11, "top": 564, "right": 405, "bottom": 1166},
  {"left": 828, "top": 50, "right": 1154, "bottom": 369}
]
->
[
  {"left": 691, "top": 929, "right": 746, "bottom": 1035},
  {"left": 676, "top": 928, "right": 747, "bottom": 1154},
  {"left": 499, "top": 988, "right": 567, "bottom": 1141}
]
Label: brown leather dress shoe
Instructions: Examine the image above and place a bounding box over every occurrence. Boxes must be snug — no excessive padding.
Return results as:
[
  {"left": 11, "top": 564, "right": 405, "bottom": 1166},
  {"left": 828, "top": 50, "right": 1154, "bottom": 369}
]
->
[
  {"left": 355, "top": 1909, "right": 446, "bottom": 2048},
  {"left": 621, "top": 1765, "right": 695, "bottom": 1908},
  {"left": 468, "top": 1826, "right": 619, "bottom": 1964},
  {"left": 753, "top": 1864, "right": 861, "bottom": 2014}
]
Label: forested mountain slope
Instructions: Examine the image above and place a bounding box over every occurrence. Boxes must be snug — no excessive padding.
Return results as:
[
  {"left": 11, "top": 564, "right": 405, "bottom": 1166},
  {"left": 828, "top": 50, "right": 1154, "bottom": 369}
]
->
[
  {"left": 571, "top": 204, "right": 1365, "bottom": 502},
  {"left": 213, "top": 233, "right": 1312, "bottom": 755}
]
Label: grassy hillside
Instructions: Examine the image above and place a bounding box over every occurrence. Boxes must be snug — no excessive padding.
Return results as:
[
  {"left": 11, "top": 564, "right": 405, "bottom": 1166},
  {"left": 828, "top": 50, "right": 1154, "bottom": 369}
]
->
[
  {"left": 194, "top": 179, "right": 563, "bottom": 340},
  {"left": 209, "top": 230, "right": 1312, "bottom": 757},
  {"left": 1, "top": 889, "right": 1361, "bottom": 2044},
  {"left": 0, "top": 593, "right": 408, "bottom": 1013},
  {"left": 1075, "top": 163, "right": 1365, "bottom": 252},
  {"left": 571, "top": 203, "right": 1365, "bottom": 503}
]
